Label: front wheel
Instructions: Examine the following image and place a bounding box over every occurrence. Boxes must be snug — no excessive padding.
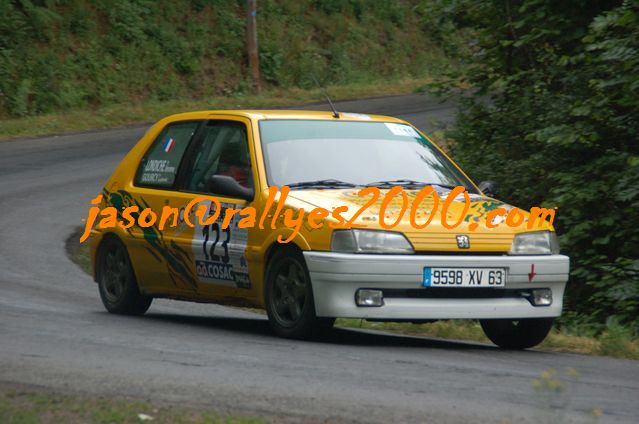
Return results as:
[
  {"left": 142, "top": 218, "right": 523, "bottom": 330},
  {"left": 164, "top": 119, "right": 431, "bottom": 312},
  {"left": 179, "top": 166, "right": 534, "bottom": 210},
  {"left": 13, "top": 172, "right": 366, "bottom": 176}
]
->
[
  {"left": 97, "top": 237, "right": 152, "bottom": 315},
  {"left": 264, "top": 248, "right": 334, "bottom": 339},
  {"left": 480, "top": 318, "right": 554, "bottom": 349}
]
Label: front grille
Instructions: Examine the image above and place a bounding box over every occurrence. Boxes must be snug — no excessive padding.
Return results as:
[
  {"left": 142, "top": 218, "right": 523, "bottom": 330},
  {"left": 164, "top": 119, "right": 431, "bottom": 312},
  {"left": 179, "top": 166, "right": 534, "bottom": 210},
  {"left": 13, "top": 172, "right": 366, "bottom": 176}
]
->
[
  {"left": 405, "top": 231, "right": 513, "bottom": 253},
  {"left": 381, "top": 288, "right": 524, "bottom": 299}
]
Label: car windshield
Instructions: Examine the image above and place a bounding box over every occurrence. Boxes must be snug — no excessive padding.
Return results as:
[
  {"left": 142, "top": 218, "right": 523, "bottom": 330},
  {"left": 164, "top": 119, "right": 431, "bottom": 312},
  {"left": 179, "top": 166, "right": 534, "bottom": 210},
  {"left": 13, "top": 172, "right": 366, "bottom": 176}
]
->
[{"left": 259, "top": 120, "right": 477, "bottom": 192}]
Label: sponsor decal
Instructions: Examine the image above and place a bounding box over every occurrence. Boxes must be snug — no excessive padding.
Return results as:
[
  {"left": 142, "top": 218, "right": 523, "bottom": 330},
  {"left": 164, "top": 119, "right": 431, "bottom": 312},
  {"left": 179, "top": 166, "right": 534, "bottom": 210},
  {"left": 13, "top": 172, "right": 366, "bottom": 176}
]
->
[
  {"left": 196, "top": 260, "right": 234, "bottom": 282},
  {"left": 191, "top": 200, "right": 251, "bottom": 289},
  {"left": 97, "top": 189, "right": 199, "bottom": 290},
  {"left": 164, "top": 137, "right": 176, "bottom": 153},
  {"left": 456, "top": 234, "right": 470, "bottom": 249}
]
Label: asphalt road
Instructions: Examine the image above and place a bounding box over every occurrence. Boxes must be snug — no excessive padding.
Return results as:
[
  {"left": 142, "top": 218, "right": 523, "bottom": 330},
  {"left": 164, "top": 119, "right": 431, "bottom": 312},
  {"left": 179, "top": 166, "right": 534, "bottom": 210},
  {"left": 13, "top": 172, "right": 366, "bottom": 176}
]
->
[{"left": 1, "top": 94, "right": 637, "bottom": 423}]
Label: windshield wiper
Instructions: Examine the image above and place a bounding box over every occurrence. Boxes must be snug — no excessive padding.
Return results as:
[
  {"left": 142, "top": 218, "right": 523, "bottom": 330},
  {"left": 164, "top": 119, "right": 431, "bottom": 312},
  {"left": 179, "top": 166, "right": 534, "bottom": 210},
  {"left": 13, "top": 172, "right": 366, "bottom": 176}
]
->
[
  {"left": 366, "top": 179, "right": 459, "bottom": 189},
  {"left": 285, "top": 179, "right": 358, "bottom": 189}
]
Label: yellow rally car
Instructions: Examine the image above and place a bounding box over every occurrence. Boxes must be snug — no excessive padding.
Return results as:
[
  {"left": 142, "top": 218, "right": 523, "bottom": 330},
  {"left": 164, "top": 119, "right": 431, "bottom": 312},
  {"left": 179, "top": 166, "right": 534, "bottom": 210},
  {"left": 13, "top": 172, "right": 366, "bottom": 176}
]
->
[{"left": 88, "top": 110, "right": 569, "bottom": 349}]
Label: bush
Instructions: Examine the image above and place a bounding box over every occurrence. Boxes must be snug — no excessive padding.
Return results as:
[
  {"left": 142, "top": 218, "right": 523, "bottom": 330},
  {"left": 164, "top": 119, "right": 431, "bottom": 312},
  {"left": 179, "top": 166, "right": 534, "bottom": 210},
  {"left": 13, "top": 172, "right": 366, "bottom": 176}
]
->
[{"left": 432, "top": 0, "right": 639, "bottom": 332}]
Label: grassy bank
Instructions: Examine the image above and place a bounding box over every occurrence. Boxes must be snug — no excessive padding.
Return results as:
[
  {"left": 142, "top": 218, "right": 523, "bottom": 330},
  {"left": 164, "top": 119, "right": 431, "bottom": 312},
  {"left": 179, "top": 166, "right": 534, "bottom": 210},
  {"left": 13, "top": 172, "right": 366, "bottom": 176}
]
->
[
  {"left": 0, "top": 78, "right": 429, "bottom": 140},
  {"left": 335, "top": 319, "right": 639, "bottom": 360},
  {"left": 0, "top": 1, "right": 454, "bottom": 119},
  {"left": 67, "top": 232, "right": 639, "bottom": 360},
  {"left": 0, "top": 383, "right": 266, "bottom": 424}
]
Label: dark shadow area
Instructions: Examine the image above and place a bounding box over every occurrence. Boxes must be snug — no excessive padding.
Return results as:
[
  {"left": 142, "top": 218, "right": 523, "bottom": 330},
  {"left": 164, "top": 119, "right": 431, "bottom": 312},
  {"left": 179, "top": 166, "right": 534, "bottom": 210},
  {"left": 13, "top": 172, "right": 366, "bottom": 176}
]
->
[{"left": 141, "top": 311, "right": 502, "bottom": 352}]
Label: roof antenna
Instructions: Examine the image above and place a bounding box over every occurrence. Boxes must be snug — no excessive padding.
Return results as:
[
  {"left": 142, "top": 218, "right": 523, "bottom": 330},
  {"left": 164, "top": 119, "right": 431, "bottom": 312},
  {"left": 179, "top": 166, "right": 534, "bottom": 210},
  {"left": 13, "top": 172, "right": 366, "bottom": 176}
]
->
[
  {"left": 325, "top": 93, "right": 340, "bottom": 119},
  {"left": 312, "top": 75, "right": 340, "bottom": 119}
]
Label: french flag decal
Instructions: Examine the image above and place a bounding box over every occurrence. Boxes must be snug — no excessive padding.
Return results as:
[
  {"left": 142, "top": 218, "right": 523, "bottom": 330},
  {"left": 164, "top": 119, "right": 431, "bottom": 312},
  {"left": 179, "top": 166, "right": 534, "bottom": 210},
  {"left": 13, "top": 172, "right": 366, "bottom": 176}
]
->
[{"left": 164, "top": 137, "right": 176, "bottom": 153}]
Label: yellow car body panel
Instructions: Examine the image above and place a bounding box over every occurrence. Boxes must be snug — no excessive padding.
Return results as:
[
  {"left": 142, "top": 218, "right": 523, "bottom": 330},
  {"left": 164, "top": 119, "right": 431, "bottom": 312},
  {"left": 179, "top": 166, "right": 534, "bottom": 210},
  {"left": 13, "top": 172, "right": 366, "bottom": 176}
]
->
[{"left": 89, "top": 110, "right": 554, "bottom": 309}]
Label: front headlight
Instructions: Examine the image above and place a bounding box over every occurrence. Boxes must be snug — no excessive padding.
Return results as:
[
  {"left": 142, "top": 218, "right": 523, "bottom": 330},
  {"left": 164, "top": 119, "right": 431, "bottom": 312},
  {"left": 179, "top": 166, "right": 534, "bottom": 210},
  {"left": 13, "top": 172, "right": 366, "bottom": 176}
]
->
[
  {"left": 331, "top": 230, "right": 414, "bottom": 254},
  {"left": 510, "top": 231, "right": 559, "bottom": 255}
]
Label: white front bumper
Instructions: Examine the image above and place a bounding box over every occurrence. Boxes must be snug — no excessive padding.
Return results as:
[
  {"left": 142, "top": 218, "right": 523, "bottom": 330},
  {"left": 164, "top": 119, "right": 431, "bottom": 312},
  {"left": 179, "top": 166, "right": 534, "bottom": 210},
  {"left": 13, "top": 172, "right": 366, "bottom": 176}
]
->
[{"left": 303, "top": 252, "right": 570, "bottom": 320}]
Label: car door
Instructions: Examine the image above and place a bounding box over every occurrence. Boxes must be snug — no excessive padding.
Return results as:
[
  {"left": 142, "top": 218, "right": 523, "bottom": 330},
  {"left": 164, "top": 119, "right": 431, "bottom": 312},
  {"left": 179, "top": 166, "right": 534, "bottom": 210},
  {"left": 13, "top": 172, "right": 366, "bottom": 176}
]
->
[{"left": 173, "top": 117, "right": 257, "bottom": 300}]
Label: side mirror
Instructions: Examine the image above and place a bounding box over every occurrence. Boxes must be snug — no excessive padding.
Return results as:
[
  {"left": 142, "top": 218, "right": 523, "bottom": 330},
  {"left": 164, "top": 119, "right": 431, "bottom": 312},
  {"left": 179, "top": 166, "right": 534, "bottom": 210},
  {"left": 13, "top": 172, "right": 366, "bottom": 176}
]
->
[
  {"left": 207, "top": 175, "right": 254, "bottom": 201},
  {"left": 478, "top": 180, "right": 499, "bottom": 197}
]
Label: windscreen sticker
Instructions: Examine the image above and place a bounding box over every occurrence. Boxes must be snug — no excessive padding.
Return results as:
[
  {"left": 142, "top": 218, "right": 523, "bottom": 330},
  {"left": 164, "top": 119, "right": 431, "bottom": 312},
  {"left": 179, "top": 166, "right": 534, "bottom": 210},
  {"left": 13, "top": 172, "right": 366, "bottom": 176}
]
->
[
  {"left": 384, "top": 123, "right": 419, "bottom": 137},
  {"left": 341, "top": 113, "right": 373, "bottom": 120},
  {"left": 191, "top": 201, "right": 251, "bottom": 289}
]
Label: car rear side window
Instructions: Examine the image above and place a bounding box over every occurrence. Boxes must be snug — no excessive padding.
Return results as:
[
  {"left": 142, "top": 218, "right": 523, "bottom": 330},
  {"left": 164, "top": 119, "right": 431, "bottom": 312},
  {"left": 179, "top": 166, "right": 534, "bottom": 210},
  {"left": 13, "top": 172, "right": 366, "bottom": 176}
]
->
[{"left": 136, "top": 121, "right": 199, "bottom": 188}]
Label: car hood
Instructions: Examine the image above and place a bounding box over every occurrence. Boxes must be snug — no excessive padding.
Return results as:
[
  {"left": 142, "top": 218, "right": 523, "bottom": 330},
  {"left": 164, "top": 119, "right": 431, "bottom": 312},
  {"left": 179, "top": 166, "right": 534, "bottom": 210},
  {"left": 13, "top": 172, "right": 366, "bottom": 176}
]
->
[{"left": 287, "top": 188, "right": 548, "bottom": 253}]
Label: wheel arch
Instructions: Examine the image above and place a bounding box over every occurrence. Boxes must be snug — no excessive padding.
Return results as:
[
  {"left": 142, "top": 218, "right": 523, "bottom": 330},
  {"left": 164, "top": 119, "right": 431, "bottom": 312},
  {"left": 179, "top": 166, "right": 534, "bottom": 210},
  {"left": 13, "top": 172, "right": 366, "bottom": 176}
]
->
[
  {"left": 260, "top": 228, "right": 310, "bottom": 276},
  {"left": 93, "top": 232, "right": 138, "bottom": 284},
  {"left": 263, "top": 241, "right": 305, "bottom": 274},
  {"left": 262, "top": 241, "right": 309, "bottom": 295}
]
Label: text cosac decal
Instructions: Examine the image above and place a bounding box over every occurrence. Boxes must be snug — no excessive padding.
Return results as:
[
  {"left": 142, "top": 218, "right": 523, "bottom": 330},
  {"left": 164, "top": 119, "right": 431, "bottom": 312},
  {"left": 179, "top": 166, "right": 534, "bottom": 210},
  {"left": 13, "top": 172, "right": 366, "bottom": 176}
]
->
[{"left": 191, "top": 200, "right": 251, "bottom": 289}]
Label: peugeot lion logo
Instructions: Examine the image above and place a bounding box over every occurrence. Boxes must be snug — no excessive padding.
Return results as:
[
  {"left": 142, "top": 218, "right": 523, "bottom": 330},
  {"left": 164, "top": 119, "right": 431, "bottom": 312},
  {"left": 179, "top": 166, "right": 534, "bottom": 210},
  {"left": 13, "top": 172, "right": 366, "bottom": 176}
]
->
[{"left": 456, "top": 235, "right": 470, "bottom": 249}]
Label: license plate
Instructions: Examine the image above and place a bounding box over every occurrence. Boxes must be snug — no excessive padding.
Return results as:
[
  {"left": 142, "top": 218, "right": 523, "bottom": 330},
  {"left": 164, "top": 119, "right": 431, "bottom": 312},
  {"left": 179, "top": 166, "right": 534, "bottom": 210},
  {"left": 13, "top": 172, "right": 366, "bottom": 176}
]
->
[{"left": 423, "top": 267, "right": 506, "bottom": 288}]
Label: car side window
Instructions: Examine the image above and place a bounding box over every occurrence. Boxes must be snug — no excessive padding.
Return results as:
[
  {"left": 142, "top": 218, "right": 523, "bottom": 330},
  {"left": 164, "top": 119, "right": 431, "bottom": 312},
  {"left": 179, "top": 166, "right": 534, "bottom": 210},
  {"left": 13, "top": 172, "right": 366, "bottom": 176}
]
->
[
  {"left": 135, "top": 121, "right": 199, "bottom": 188},
  {"left": 184, "top": 120, "right": 253, "bottom": 194}
]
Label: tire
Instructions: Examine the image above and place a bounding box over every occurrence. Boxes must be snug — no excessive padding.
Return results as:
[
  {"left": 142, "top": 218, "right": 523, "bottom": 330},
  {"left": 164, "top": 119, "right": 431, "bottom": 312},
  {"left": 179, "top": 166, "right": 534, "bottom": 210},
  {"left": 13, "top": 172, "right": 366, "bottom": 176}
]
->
[
  {"left": 264, "top": 247, "right": 334, "bottom": 339},
  {"left": 97, "top": 236, "right": 152, "bottom": 315},
  {"left": 480, "top": 318, "right": 554, "bottom": 349}
]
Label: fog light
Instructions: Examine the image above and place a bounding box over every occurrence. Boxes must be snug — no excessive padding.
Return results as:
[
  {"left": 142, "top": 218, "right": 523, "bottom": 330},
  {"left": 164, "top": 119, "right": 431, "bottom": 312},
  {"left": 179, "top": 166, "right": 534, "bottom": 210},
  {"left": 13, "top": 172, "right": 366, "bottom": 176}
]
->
[
  {"left": 531, "top": 288, "right": 553, "bottom": 306},
  {"left": 356, "top": 289, "right": 383, "bottom": 307}
]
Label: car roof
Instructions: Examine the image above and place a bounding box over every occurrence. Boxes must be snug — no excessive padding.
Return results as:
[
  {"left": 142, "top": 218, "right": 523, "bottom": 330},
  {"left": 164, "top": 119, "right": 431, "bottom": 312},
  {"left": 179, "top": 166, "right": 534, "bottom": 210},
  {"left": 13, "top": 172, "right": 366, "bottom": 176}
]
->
[{"left": 162, "top": 110, "right": 407, "bottom": 123}]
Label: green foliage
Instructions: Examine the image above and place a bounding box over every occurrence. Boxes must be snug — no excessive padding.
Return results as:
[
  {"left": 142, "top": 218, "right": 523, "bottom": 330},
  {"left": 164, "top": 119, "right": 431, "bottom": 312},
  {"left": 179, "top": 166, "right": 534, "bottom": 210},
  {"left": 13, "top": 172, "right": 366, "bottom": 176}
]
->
[
  {"left": 597, "top": 316, "right": 639, "bottom": 358},
  {"left": 0, "top": 0, "right": 451, "bottom": 118},
  {"left": 432, "top": 0, "right": 639, "bottom": 332}
]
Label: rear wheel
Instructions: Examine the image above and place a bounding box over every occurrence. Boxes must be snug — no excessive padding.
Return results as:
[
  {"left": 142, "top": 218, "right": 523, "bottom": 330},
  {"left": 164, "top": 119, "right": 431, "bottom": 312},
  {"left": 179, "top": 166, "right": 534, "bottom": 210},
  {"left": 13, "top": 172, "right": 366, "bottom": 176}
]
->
[
  {"left": 97, "top": 236, "right": 152, "bottom": 315},
  {"left": 264, "top": 247, "right": 334, "bottom": 338},
  {"left": 480, "top": 318, "right": 554, "bottom": 349}
]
